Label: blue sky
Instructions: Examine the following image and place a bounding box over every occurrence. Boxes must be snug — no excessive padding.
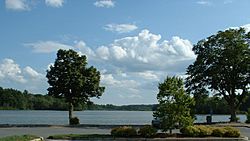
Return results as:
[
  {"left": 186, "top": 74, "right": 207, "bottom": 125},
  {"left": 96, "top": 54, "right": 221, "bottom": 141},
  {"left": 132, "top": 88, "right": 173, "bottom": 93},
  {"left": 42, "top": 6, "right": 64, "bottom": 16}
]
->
[{"left": 0, "top": 0, "right": 250, "bottom": 105}]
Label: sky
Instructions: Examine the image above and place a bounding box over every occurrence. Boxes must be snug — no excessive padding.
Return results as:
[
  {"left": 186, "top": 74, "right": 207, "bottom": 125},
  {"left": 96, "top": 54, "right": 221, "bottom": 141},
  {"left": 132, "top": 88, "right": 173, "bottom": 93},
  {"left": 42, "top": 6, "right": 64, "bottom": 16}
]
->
[{"left": 0, "top": 0, "right": 250, "bottom": 105}]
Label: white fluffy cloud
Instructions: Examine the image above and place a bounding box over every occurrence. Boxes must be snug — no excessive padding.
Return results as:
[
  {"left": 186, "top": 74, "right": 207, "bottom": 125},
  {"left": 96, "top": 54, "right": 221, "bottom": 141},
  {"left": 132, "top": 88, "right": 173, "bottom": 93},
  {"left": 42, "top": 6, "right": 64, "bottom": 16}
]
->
[
  {"left": 104, "top": 24, "right": 138, "bottom": 33},
  {"left": 90, "top": 29, "right": 195, "bottom": 72},
  {"left": 94, "top": 0, "right": 115, "bottom": 8},
  {"left": 45, "top": 0, "right": 64, "bottom": 8},
  {"left": 0, "top": 58, "right": 46, "bottom": 93},
  {"left": 5, "top": 0, "right": 29, "bottom": 11},
  {"left": 23, "top": 66, "right": 43, "bottom": 79},
  {"left": 0, "top": 59, "right": 26, "bottom": 83}
]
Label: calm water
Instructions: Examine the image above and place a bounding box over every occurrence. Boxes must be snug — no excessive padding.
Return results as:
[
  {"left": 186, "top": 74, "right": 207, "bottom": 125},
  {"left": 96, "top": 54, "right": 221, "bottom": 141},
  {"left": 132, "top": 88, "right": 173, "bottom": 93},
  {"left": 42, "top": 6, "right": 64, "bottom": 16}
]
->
[{"left": 0, "top": 110, "right": 246, "bottom": 125}]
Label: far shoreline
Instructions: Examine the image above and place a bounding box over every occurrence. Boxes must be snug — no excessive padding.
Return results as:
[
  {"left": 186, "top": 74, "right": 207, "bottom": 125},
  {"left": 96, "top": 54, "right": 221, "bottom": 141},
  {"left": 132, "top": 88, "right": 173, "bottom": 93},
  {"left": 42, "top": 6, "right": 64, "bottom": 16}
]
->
[{"left": 1, "top": 122, "right": 250, "bottom": 128}]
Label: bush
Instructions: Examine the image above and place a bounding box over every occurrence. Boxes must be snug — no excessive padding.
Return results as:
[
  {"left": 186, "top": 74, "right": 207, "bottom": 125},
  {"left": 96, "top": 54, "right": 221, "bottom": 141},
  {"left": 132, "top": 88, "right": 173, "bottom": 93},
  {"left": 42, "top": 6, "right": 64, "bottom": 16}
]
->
[
  {"left": 196, "top": 125, "right": 212, "bottom": 137},
  {"left": 138, "top": 125, "right": 157, "bottom": 137},
  {"left": 181, "top": 125, "right": 240, "bottom": 138},
  {"left": 70, "top": 117, "right": 80, "bottom": 125},
  {"left": 111, "top": 126, "right": 137, "bottom": 137},
  {"left": 212, "top": 127, "right": 225, "bottom": 137},
  {"left": 180, "top": 126, "right": 200, "bottom": 137},
  {"left": 223, "top": 127, "right": 240, "bottom": 137}
]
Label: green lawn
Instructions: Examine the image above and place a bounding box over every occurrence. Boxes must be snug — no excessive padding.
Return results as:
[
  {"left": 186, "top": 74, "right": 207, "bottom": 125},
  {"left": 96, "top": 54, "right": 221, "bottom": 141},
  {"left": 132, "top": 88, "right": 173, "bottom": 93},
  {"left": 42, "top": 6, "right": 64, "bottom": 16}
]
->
[{"left": 0, "top": 135, "right": 39, "bottom": 141}]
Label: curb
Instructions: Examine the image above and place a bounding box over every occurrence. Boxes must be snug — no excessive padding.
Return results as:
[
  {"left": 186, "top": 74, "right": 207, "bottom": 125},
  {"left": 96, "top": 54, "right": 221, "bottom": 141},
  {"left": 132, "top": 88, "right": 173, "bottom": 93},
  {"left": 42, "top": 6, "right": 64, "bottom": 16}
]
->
[{"left": 46, "top": 137, "right": 248, "bottom": 141}]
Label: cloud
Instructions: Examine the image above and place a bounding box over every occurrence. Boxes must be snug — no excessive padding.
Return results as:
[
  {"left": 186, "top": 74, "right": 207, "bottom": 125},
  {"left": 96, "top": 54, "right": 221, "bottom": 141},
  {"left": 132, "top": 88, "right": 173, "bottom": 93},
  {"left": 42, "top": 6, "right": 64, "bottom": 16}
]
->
[
  {"left": 228, "top": 24, "right": 250, "bottom": 33},
  {"left": 0, "top": 58, "right": 46, "bottom": 93},
  {"left": 23, "top": 66, "right": 43, "bottom": 79},
  {"left": 196, "top": 0, "right": 212, "bottom": 5},
  {"left": 137, "top": 71, "right": 159, "bottom": 80},
  {"left": 27, "top": 29, "right": 195, "bottom": 74},
  {"left": 94, "top": 0, "right": 115, "bottom": 8},
  {"left": 5, "top": 0, "right": 29, "bottom": 11},
  {"left": 104, "top": 24, "right": 138, "bottom": 33},
  {"left": 91, "top": 29, "right": 195, "bottom": 73},
  {"left": 25, "top": 41, "right": 73, "bottom": 53},
  {"left": 0, "top": 58, "right": 26, "bottom": 83},
  {"left": 45, "top": 0, "right": 64, "bottom": 8}
]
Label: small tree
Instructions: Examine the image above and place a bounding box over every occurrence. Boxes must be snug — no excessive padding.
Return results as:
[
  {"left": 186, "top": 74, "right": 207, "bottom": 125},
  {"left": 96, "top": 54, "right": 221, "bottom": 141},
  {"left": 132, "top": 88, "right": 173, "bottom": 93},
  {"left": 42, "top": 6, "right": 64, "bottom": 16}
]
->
[
  {"left": 153, "top": 76, "right": 194, "bottom": 133},
  {"left": 46, "top": 49, "right": 105, "bottom": 125}
]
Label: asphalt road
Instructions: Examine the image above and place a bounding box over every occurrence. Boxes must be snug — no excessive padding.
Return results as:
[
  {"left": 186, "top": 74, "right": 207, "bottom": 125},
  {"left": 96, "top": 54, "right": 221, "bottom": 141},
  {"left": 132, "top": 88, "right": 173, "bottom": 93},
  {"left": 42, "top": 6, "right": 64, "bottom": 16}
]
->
[
  {"left": 236, "top": 127, "right": 250, "bottom": 139},
  {"left": 0, "top": 127, "right": 249, "bottom": 140},
  {"left": 0, "top": 127, "right": 111, "bottom": 138}
]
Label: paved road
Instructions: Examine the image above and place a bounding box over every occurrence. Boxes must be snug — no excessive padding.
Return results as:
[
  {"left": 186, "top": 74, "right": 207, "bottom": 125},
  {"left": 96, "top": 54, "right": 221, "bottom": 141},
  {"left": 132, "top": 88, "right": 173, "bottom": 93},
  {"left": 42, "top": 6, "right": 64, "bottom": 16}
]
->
[
  {"left": 0, "top": 127, "right": 249, "bottom": 140},
  {"left": 0, "top": 127, "right": 111, "bottom": 138},
  {"left": 236, "top": 127, "right": 250, "bottom": 139}
]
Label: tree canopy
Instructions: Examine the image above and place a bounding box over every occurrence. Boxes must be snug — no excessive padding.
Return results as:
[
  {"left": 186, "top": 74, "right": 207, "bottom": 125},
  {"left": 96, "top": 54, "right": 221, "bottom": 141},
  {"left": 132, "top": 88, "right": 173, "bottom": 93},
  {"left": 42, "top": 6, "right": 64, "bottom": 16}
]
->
[
  {"left": 154, "top": 76, "right": 194, "bottom": 133},
  {"left": 186, "top": 28, "right": 250, "bottom": 122},
  {"left": 46, "top": 49, "right": 104, "bottom": 124}
]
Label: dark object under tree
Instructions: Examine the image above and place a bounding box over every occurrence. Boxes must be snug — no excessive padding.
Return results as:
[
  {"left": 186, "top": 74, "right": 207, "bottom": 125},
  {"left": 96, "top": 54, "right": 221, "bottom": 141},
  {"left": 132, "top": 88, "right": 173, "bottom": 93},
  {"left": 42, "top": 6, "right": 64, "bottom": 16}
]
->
[
  {"left": 46, "top": 49, "right": 105, "bottom": 125},
  {"left": 186, "top": 28, "right": 250, "bottom": 122}
]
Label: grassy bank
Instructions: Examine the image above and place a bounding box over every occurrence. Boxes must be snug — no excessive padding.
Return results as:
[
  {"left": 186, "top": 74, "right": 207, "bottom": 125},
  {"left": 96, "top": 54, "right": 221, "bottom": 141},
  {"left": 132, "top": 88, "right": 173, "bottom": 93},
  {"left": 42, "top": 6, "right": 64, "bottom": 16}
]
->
[{"left": 0, "top": 135, "right": 39, "bottom": 141}]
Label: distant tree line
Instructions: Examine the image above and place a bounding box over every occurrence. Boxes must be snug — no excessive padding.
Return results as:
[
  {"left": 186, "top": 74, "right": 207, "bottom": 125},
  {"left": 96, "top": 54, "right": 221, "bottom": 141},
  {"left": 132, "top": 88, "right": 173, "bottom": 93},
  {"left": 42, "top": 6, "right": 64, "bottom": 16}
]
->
[{"left": 0, "top": 86, "right": 249, "bottom": 114}]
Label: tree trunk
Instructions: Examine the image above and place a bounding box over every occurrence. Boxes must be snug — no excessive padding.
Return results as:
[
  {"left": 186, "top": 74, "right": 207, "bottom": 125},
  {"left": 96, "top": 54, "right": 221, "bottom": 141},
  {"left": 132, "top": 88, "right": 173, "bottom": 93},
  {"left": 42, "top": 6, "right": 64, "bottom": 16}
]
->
[
  {"left": 68, "top": 102, "right": 74, "bottom": 124},
  {"left": 229, "top": 104, "right": 237, "bottom": 122}
]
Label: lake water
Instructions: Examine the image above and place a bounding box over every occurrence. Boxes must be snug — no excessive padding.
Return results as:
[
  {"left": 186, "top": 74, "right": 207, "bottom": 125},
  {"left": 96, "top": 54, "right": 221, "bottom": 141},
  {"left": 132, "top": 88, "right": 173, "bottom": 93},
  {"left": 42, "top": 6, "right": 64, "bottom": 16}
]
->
[{"left": 0, "top": 110, "right": 246, "bottom": 125}]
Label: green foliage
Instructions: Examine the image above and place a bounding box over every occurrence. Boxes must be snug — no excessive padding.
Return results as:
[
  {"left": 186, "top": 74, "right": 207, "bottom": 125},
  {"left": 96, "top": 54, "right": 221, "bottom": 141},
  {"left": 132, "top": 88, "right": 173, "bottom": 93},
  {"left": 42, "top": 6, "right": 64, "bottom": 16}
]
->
[
  {"left": 46, "top": 49, "right": 105, "bottom": 124},
  {"left": 70, "top": 117, "right": 80, "bottom": 125},
  {"left": 196, "top": 125, "right": 212, "bottom": 137},
  {"left": 0, "top": 135, "right": 38, "bottom": 141},
  {"left": 180, "top": 126, "right": 200, "bottom": 137},
  {"left": 111, "top": 126, "right": 137, "bottom": 137},
  {"left": 87, "top": 104, "right": 155, "bottom": 111},
  {"left": 153, "top": 76, "right": 195, "bottom": 133},
  {"left": 245, "top": 108, "right": 250, "bottom": 123},
  {"left": 223, "top": 127, "right": 241, "bottom": 137},
  {"left": 0, "top": 87, "right": 70, "bottom": 110},
  {"left": 186, "top": 28, "right": 250, "bottom": 122},
  {"left": 138, "top": 125, "right": 157, "bottom": 137},
  {"left": 212, "top": 127, "right": 225, "bottom": 137},
  {"left": 181, "top": 126, "right": 240, "bottom": 137}
]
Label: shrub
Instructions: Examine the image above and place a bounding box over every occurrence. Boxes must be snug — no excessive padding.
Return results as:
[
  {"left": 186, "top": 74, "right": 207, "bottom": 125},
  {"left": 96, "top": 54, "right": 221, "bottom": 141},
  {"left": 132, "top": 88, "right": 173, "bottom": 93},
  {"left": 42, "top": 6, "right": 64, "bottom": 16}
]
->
[
  {"left": 111, "top": 126, "right": 137, "bottom": 137},
  {"left": 181, "top": 126, "right": 240, "bottom": 138},
  {"left": 180, "top": 126, "right": 200, "bottom": 137},
  {"left": 212, "top": 127, "right": 225, "bottom": 137},
  {"left": 138, "top": 125, "right": 157, "bottom": 137},
  {"left": 223, "top": 127, "right": 240, "bottom": 137},
  {"left": 70, "top": 117, "right": 80, "bottom": 125},
  {"left": 196, "top": 125, "right": 212, "bottom": 137}
]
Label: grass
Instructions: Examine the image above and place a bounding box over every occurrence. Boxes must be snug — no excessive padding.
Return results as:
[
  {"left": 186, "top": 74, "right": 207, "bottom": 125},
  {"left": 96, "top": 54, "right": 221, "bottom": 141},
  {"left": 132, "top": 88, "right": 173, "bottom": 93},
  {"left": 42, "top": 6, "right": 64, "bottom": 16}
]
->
[
  {"left": 0, "top": 135, "right": 39, "bottom": 141},
  {"left": 47, "top": 133, "right": 183, "bottom": 140}
]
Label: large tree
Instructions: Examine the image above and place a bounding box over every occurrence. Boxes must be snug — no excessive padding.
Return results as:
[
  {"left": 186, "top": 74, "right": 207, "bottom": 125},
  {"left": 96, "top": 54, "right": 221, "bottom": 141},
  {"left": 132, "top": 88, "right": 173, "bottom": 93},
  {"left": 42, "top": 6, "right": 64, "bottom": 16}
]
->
[
  {"left": 153, "top": 76, "right": 194, "bottom": 133},
  {"left": 186, "top": 28, "right": 250, "bottom": 122},
  {"left": 46, "top": 49, "right": 105, "bottom": 124}
]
